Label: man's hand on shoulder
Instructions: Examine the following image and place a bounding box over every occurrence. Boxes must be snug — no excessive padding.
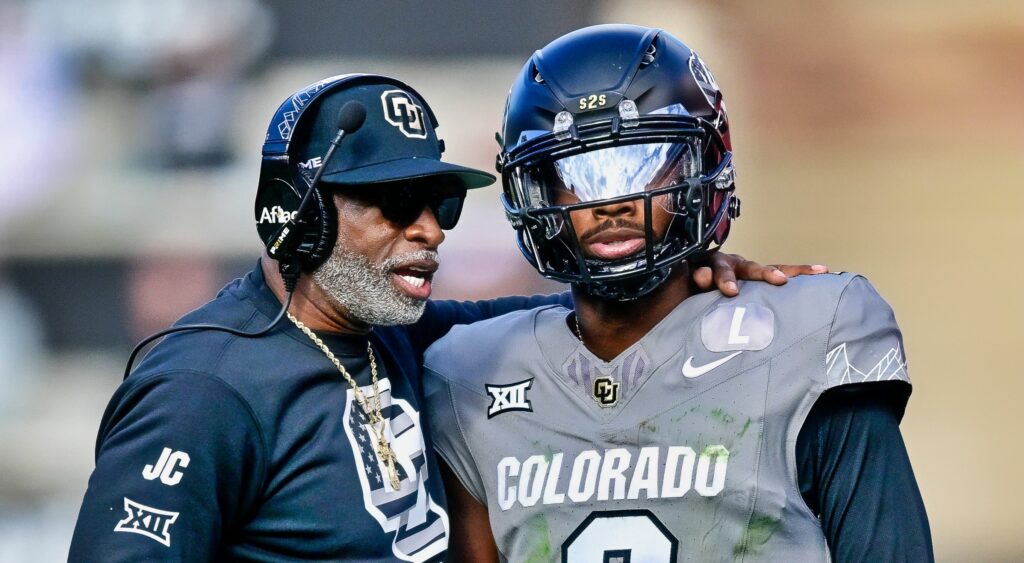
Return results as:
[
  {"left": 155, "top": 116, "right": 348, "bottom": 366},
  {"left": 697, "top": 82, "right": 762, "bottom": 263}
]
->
[{"left": 692, "top": 250, "right": 829, "bottom": 297}]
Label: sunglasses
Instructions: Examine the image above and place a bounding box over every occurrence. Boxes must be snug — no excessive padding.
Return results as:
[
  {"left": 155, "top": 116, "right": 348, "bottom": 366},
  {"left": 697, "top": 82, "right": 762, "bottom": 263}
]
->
[{"left": 338, "top": 180, "right": 467, "bottom": 230}]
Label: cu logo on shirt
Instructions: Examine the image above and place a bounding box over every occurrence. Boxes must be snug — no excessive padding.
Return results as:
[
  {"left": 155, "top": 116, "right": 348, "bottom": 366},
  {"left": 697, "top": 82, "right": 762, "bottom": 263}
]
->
[{"left": 142, "top": 447, "right": 190, "bottom": 486}]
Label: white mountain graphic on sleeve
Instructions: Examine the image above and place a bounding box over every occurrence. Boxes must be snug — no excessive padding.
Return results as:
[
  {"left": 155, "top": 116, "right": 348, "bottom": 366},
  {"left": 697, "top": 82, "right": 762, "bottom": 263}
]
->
[{"left": 826, "top": 343, "right": 908, "bottom": 384}]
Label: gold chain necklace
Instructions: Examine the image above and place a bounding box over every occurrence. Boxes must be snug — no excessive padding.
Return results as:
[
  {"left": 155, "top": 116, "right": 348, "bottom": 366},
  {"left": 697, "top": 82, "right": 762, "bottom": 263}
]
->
[
  {"left": 573, "top": 314, "right": 584, "bottom": 344},
  {"left": 287, "top": 313, "right": 401, "bottom": 489}
]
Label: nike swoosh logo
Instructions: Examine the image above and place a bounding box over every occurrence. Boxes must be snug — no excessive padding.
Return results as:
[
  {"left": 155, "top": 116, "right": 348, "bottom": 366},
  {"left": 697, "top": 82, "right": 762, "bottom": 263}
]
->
[{"left": 682, "top": 351, "right": 743, "bottom": 379}]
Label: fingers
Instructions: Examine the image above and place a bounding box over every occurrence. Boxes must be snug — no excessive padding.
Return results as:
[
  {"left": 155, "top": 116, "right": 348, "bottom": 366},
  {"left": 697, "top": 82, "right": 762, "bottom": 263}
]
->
[
  {"left": 757, "top": 264, "right": 789, "bottom": 286},
  {"left": 708, "top": 252, "right": 739, "bottom": 296},
  {"left": 776, "top": 264, "right": 829, "bottom": 277},
  {"left": 727, "top": 257, "right": 788, "bottom": 286},
  {"left": 736, "top": 260, "right": 829, "bottom": 286},
  {"left": 692, "top": 266, "right": 714, "bottom": 290},
  {"left": 690, "top": 253, "right": 830, "bottom": 297}
]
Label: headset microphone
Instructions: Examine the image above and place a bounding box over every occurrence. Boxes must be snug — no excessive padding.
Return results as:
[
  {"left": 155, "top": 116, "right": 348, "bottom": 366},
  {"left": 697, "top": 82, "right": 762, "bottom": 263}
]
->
[
  {"left": 269, "top": 100, "right": 367, "bottom": 291},
  {"left": 123, "top": 101, "right": 367, "bottom": 380}
]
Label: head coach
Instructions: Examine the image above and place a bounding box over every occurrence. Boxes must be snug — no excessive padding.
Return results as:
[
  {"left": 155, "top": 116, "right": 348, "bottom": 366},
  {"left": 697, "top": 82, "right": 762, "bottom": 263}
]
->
[{"left": 68, "top": 74, "right": 821, "bottom": 561}]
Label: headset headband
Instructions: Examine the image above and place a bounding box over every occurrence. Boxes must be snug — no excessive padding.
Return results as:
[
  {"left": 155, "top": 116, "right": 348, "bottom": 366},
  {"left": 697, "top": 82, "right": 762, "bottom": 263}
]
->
[{"left": 261, "top": 73, "right": 441, "bottom": 158}]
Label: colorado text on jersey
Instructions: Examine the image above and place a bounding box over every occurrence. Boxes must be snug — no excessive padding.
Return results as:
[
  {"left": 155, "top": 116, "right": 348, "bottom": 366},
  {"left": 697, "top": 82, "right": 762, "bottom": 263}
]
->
[{"left": 495, "top": 445, "right": 729, "bottom": 510}]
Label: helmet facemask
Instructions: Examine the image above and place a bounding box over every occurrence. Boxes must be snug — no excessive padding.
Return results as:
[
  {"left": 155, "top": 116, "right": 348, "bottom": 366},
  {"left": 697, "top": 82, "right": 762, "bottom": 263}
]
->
[{"left": 501, "top": 105, "right": 737, "bottom": 301}]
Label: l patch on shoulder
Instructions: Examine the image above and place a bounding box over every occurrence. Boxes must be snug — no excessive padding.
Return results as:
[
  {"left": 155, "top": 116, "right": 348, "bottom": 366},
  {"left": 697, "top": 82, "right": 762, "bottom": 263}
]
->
[
  {"left": 114, "top": 497, "right": 179, "bottom": 547},
  {"left": 485, "top": 378, "right": 533, "bottom": 418},
  {"left": 701, "top": 303, "right": 774, "bottom": 352}
]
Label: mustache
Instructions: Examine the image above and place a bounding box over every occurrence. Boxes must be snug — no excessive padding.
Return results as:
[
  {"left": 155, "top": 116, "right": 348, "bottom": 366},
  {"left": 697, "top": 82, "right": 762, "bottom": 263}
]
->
[
  {"left": 380, "top": 249, "right": 440, "bottom": 271},
  {"left": 578, "top": 219, "right": 646, "bottom": 242}
]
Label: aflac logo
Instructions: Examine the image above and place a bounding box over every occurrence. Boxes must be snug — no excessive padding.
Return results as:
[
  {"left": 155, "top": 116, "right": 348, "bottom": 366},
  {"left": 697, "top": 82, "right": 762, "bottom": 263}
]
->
[
  {"left": 259, "top": 206, "right": 297, "bottom": 224},
  {"left": 381, "top": 90, "right": 428, "bottom": 139}
]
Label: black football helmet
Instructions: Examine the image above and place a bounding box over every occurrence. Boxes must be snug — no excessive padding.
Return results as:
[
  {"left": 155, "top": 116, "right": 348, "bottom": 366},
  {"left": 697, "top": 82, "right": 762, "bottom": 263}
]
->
[{"left": 497, "top": 24, "right": 740, "bottom": 300}]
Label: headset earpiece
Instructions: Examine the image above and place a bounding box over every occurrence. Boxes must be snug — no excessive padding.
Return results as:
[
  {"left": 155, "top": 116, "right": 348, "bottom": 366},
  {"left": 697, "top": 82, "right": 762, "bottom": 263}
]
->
[
  {"left": 254, "top": 163, "right": 338, "bottom": 273},
  {"left": 300, "top": 183, "right": 337, "bottom": 270}
]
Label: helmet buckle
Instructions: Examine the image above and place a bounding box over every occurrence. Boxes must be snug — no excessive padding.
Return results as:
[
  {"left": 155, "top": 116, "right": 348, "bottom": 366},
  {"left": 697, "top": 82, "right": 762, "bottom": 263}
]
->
[
  {"left": 728, "top": 196, "right": 742, "bottom": 219},
  {"left": 714, "top": 162, "right": 736, "bottom": 191}
]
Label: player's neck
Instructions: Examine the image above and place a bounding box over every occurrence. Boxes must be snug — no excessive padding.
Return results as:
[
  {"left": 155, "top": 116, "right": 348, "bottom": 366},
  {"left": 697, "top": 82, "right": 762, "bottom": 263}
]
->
[
  {"left": 261, "top": 256, "right": 373, "bottom": 335},
  {"left": 571, "top": 265, "right": 692, "bottom": 361}
]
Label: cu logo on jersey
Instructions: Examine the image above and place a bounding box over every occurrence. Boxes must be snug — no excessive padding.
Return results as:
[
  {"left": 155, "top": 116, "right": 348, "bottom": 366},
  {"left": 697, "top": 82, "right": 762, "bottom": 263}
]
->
[
  {"left": 592, "top": 376, "right": 619, "bottom": 407},
  {"left": 142, "top": 447, "right": 190, "bottom": 486},
  {"left": 381, "top": 90, "right": 428, "bottom": 139},
  {"left": 486, "top": 378, "right": 533, "bottom": 418}
]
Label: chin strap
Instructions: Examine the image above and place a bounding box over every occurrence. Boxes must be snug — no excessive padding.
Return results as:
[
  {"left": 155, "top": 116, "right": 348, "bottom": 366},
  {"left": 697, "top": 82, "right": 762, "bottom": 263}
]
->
[{"left": 578, "top": 265, "right": 674, "bottom": 301}]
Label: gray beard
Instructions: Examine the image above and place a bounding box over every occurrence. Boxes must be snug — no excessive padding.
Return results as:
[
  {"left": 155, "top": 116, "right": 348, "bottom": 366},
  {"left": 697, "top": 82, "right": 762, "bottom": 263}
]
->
[{"left": 312, "top": 247, "right": 437, "bottom": 326}]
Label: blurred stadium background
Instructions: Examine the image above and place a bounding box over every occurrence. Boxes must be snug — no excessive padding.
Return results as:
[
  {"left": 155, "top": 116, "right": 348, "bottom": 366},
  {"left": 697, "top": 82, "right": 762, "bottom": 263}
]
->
[{"left": 0, "top": 0, "right": 1021, "bottom": 560}]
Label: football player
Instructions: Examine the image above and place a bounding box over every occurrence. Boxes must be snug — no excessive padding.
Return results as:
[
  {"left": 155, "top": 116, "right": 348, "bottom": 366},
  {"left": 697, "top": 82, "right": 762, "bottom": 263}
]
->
[{"left": 424, "top": 25, "right": 932, "bottom": 562}]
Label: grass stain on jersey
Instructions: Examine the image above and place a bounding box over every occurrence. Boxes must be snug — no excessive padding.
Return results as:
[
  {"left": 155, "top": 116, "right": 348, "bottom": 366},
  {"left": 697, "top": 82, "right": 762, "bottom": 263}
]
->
[
  {"left": 733, "top": 514, "right": 781, "bottom": 557},
  {"left": 524, "top": 514, "right": 552, "bottom": 563},
  {"left": 711, "top": 408, "right": 735, "bottom": 424},
  {"left": 700, "top": 444, "right": 731, "bottom": 460},
  {"left": 530, "top": 440, "right": 557, "bottom": 462},
  {"left": 738, "top": 417, "right": 752, "bottom": 438},
  {"left": 640, "top": 420, "right": 658, "bottom": 433}
]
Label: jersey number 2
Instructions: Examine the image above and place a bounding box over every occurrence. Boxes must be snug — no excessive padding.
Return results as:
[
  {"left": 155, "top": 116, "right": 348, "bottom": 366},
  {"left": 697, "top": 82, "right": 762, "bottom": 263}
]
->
[{"left": 562, "top": 509, "right": 678, "bottom": 562}]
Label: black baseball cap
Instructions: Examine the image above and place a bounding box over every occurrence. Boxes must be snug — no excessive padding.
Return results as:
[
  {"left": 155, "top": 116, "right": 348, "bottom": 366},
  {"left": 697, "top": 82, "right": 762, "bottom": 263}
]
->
[{"left": 292, "top": 82, "right": 495, "bottom": 190}]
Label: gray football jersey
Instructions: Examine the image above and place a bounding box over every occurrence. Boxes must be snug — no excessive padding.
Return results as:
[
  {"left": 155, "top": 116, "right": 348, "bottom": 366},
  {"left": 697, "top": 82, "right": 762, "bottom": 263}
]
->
[{"left": 424, "top": 274, "right": 911, "bottom": 563}]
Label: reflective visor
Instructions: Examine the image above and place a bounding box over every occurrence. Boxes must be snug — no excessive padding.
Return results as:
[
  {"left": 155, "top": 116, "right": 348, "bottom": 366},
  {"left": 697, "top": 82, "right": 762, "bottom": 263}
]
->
[{"left": 517, "top": 141, "right": 700, "bottom": 206}]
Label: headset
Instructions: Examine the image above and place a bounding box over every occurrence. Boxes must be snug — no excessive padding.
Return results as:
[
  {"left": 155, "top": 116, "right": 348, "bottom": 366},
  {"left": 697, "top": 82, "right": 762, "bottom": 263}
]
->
[{"left": 123, "top": 73, "right": 442, "bottom": 380}]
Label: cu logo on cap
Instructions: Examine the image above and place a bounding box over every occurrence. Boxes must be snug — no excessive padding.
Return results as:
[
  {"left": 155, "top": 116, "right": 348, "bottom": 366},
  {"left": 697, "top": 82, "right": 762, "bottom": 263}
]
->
[{"left": 381, "top": 90, "right": 428, "bottom": 139}]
